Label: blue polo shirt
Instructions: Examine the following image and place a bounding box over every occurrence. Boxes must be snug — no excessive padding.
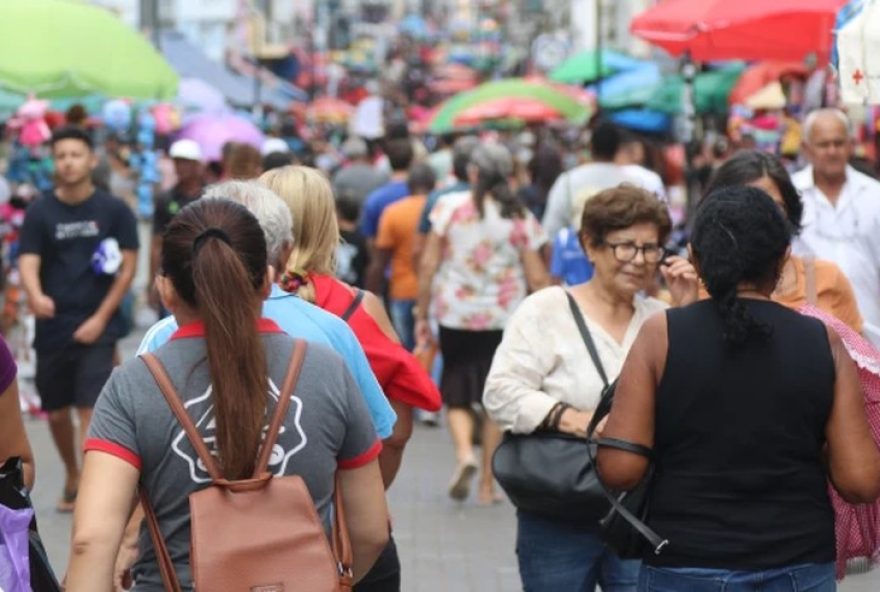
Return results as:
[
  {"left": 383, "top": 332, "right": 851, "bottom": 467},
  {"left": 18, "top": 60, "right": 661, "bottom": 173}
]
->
[
  {"left": 359, "top": 181, "right": 410, "bottom": 238},
  {"left": 136, "top": 285, "right": 396, "bottom": 439}
]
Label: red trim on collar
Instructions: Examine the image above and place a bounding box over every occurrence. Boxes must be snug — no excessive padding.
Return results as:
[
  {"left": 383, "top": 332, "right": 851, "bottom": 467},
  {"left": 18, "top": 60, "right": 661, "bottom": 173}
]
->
[{"left": 170, "top": 318, "right": 284, "bottom": 341}]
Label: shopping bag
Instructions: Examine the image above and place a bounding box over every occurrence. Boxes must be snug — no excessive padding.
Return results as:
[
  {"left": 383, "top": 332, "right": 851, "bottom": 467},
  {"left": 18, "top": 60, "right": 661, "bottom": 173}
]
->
[
  {"left": 0, "top": 457, "right": 62, "bottom": 591},
  {"left": 0, "top": 504, "right": 32, "bottom": 592}
]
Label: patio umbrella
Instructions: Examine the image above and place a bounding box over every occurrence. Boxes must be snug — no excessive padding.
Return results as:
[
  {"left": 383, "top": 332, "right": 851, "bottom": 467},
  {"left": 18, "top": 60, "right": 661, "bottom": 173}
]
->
[
  {"left": 549, "top": 50, "right": 622, "bottom": 84},
  {"left": 631, "top": 0, "right": 848, "bottom": 65},
  {"left": 646, "top": 64, "right": 746, "bottom": 114},
  {"left": 454, "top": 98, "right": 563, "bottom": 126},
  {"left": 837, "top": 0, "right": 880, "bottom": 104},
  {"left": 0, "top": 0, "right": 178, "bottom": 99},
  {"left": 744, "top": 81, "right": 788, "bottom": 110},
  {"left": 594, "top": 63, "right": 664, "bottom": 109},
  {"left": 428, "top": 78, "right": 592, "bottom": 134},
  {"left": 177, "top": 78, "right": 228, "bottom": 116},
  {"left": 728, "top": 61, "right": 808, "bottom": 106},
  {"left": 177, "top": 113, "right": 264, "bottom": 162}
]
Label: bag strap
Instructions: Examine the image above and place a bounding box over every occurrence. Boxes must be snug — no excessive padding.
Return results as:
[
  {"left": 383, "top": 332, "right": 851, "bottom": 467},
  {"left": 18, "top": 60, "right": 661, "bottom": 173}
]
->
[
  {"left": 340, "top": 289, "right": 365, "bottom": 322},
  {"left": 565, "top": 291, "right": 609, "bottom": 388},
  {"left": 254, "top": 340, "right": 307, "bottom": 475},
  {"left": 139, "top": 353, "right": 223, "bottom": 482},
  {"left": 804, "top": 256, "right": 818, "bottom": 307},
  {"left": 139, "top": 489, "right": 183, "bottom": 592},
  {"left": 332, "top": 474, "right": 354, "bottom": 587}
]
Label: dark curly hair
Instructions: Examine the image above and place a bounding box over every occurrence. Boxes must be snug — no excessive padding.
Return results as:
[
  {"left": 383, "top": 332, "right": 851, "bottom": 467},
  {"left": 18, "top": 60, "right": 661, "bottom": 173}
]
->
[
  {"left": 580, "top": 184, "right": 672, "bottom": 247},
  {"left": 704, "top": 150, "right": 803, "bottom": 232},
  {"left": 692, "top": 186, "right": 792, "bottom": 347}
]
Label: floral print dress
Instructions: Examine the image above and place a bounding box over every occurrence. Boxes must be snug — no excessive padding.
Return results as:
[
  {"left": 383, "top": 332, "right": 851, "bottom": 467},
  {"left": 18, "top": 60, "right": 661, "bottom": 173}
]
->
[{"left": 429, "top": 190, "right": 546, "bottom": 331}]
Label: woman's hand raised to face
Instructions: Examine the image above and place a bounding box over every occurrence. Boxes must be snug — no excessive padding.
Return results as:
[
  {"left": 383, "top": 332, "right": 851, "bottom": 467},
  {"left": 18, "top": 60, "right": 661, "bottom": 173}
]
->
[{"left": 660, "top": 255, "right": 700, "bottom": 307}]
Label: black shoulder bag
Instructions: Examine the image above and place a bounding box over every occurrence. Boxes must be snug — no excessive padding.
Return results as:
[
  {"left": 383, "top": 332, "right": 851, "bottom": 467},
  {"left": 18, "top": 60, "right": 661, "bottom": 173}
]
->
[
  {"left": 491, "top": 292, "right": 668, "bottom": 553},
  {"left": 566, "top": 292, "right": 669, "bottom": 558}
]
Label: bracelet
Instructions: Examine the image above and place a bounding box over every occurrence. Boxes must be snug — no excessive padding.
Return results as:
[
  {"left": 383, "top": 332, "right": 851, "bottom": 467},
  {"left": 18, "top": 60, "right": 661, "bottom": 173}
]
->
[{"left": 551, "top": 403, "right": 571, "bottom": 431}]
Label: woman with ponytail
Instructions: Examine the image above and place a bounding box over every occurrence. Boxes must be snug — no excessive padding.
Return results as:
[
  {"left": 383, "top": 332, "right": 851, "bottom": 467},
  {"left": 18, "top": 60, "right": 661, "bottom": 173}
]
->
[
  {"left": 416, "top": 141, "right": 550, "bottom": 505},
  {"left": 598, "top": 186, "right": 880, "bottom": 591},
  {"left": 67, "top": 199, "right": 389, "bottom": 590}
]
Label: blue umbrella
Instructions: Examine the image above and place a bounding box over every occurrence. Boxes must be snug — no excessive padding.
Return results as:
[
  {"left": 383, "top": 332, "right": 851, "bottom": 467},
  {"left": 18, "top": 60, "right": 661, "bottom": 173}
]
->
[
  {"left": 594, "top": 63, "right": 663, "bottom": 109},
  {"left": 609, "top": 109, "right": 673, "bottom": 134}
]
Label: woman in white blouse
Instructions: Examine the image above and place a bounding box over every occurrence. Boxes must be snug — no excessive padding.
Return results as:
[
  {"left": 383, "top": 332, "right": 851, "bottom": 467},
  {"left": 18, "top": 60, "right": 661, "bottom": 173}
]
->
[{"left": 484, "top": 185, "right": 698, "bottom": 592}]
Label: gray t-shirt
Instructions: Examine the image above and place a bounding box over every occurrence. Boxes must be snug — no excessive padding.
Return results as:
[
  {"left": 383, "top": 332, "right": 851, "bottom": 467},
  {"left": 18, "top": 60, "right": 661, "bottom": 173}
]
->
[
  {"left": 87, "top": 331, "right": 380, "bottom": 591},
  {"left": 332, "top": 163, "right": 389, "bottom": 205}
]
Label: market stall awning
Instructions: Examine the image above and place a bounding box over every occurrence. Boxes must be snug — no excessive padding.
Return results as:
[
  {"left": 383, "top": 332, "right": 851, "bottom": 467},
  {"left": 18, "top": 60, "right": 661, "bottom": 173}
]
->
[{"left": 160, "top": 31, "right": 305, "bottom": 109}]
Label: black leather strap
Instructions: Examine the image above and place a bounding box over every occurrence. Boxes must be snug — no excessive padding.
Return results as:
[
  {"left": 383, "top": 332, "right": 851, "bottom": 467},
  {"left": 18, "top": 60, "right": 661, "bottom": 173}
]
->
[
  {"left": 340, "top": 289, "right": 365, "bottom": 322},
  {"left": 567, "top": 291, "right": 668, "bottom": 555},
  {"left": 595, "top": 437, "right": 654, "bottom": 460},
  {"left": 565, "top": 291, "right": 609, "bottom": 388}
]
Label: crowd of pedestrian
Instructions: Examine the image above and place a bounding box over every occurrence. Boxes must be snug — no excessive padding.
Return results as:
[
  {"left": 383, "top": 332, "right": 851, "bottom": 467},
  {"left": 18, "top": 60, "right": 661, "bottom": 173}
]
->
[{"left": 2, "top": 98, "right": 880, "bottom": 592}]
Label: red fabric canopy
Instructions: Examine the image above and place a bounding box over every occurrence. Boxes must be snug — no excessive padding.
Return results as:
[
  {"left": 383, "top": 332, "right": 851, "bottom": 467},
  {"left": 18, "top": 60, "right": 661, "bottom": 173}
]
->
[{"left": 631, "top": 0, "right": 848, "bottom": 65}]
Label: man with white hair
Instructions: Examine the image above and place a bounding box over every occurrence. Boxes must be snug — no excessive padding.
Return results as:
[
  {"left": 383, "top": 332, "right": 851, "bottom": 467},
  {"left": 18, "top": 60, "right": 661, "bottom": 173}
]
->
[{"left": 793, "top": 108, "right": 880, "bottom": 345}]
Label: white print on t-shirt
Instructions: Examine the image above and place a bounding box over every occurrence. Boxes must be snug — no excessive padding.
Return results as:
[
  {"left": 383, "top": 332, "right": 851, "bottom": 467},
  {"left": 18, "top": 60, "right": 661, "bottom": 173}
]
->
[
  {"left": 55, "top": 220, "right": 100, "bottom": 240},
  {"left": 171, "top": 378, "right": 307, "bottom": 484}
]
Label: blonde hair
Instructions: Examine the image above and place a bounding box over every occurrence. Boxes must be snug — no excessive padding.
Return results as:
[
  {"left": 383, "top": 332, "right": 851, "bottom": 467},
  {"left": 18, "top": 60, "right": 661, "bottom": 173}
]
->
[{"left": 258, "top": 165, "right": 339, "bottom": 302}]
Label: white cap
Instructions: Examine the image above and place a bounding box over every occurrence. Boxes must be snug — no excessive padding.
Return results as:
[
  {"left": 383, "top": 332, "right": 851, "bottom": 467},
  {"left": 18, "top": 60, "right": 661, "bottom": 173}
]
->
[
  {"left": 261, "top": 138, "right": 290, "bottom": 157},
  {"left": 169, "top": 139, "right": 203, "bottom": 162}
]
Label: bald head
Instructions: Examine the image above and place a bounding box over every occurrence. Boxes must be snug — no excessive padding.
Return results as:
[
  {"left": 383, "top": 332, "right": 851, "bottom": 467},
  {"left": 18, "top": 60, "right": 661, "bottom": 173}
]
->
[{"left": 802, "top": 109, "right": 852, "bottom": 183}]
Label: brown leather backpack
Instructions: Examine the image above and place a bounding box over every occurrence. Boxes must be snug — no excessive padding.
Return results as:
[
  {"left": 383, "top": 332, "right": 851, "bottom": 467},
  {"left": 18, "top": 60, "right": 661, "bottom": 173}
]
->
[{"left": 138, "top": 340, "right": 353, "bottom": 592}]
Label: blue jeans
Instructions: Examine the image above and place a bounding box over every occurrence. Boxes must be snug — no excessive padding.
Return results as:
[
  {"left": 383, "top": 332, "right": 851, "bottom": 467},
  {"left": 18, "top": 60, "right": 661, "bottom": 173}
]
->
[
  {"left": 517, "top": 510, "right": 639, "bottom": 592},
  {"left": 389, "top": 299, "right": 416, "bottom": 351},
  {"left": 638, "top": 563, "right": 836, "bottom": 591}
]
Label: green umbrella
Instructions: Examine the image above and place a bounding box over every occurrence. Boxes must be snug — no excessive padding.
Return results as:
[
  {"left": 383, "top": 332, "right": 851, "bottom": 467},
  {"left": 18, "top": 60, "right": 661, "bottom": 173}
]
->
[
  {"left": 0, "top": 0, "right": 178, "bottom": 100},
  {"left": 429, "top": 78, "right": 591, "bottom": 134},
  {"left": 549, "top": 50, "right": 625, "bottom": 84},
  {"left": 646, "top": 64, "right": 746, "bottom": 115}
]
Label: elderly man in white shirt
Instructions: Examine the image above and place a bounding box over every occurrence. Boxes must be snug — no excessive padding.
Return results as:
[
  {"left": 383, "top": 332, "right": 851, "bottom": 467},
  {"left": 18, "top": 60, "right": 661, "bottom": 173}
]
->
[{"left": 792, "top": 108, "right": 880, "bottom": 346}]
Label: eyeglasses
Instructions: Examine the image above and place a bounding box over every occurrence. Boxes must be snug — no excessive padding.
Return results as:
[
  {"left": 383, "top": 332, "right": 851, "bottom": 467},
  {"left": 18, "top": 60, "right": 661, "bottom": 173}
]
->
[{"left": 603, "top": 241, "right": 665, "bottom": 264}]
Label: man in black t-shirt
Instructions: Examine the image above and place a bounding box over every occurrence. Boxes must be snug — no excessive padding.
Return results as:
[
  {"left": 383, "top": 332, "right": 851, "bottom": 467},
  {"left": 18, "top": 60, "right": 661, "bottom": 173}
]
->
[
  {"left": 149, "top": 139, "right": 204, "bottom": 312},
  {"left": 18, "top": 126, "right": 139, "bottom": 512}
]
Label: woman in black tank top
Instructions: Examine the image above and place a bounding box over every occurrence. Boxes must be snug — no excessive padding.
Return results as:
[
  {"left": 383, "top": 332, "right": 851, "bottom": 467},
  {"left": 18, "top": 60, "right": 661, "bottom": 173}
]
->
[{"left": 597, "top": 186, "right": 880, "bottom": 592}]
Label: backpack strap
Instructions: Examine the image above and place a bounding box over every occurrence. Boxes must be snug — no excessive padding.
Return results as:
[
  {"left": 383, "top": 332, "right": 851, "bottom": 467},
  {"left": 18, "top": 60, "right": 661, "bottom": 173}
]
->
[
  {"left": 140, "top": 353, "right": 223, "bottom": 481},
  {"left": 332, "top": 474, "right": 354, "bottom": 588},
  {"left": 340, "top": 289, "right": 365, "bottom": 322},
  {"left": 254, "top": 340, "right": 308, "bottom": 476},
  {"left": 139, "top": 489, "right": 182, "bottom": 592}
]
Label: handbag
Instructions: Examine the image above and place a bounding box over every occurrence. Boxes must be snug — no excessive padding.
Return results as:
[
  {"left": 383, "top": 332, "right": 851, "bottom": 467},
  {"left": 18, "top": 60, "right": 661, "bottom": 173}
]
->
[
  {"left": 0, "top": 457, "right": 62, "bottom": 592},
  {"left": 566, "top": 292, "right": 668, "bottom": 559}
]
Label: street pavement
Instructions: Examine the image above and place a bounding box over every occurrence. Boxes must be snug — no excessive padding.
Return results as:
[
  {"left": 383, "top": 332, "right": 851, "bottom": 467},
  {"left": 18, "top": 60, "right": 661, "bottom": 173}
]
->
[{"left": 22, "top": 326, "right": 880, "bottom": 591}]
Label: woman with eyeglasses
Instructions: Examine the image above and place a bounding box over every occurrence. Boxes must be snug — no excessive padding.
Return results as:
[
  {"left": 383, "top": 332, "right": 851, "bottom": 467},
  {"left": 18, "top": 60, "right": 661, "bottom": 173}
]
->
[{"left": 483, "top": 184, "right": 698, "bottom": 592}]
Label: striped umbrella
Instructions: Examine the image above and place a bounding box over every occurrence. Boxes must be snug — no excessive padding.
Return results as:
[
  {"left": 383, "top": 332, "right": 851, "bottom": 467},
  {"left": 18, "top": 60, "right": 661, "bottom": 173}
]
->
[{"left": 428, "top": 78, "right": 592, "bottom": 134}]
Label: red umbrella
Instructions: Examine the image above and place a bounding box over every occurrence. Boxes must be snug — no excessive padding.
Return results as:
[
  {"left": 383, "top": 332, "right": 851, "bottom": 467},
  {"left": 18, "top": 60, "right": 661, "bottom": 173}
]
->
[
  {"left": 454, "top": 97, "right": 562, "bottom": 126},
  {"left": 631, "top": 0, "right": 848, "bottom": 65},
  {"left": 728, "top": 61, "right": 809, "bottom": 105}
]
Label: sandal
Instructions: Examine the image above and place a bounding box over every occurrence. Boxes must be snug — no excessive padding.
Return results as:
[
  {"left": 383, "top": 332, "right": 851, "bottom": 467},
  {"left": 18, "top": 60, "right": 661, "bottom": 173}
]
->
[
  {"left": 56, "top": 488, "right": 77, "bottom": 513},
  {"left": 448, "top": 458, "right": 478, "bottom": 501}
]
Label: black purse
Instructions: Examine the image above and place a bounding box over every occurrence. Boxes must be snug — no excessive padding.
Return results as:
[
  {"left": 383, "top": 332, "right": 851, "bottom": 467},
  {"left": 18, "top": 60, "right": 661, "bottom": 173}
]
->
[{"left": 491, "top": 291, "right": 668, "bottom": 554}]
